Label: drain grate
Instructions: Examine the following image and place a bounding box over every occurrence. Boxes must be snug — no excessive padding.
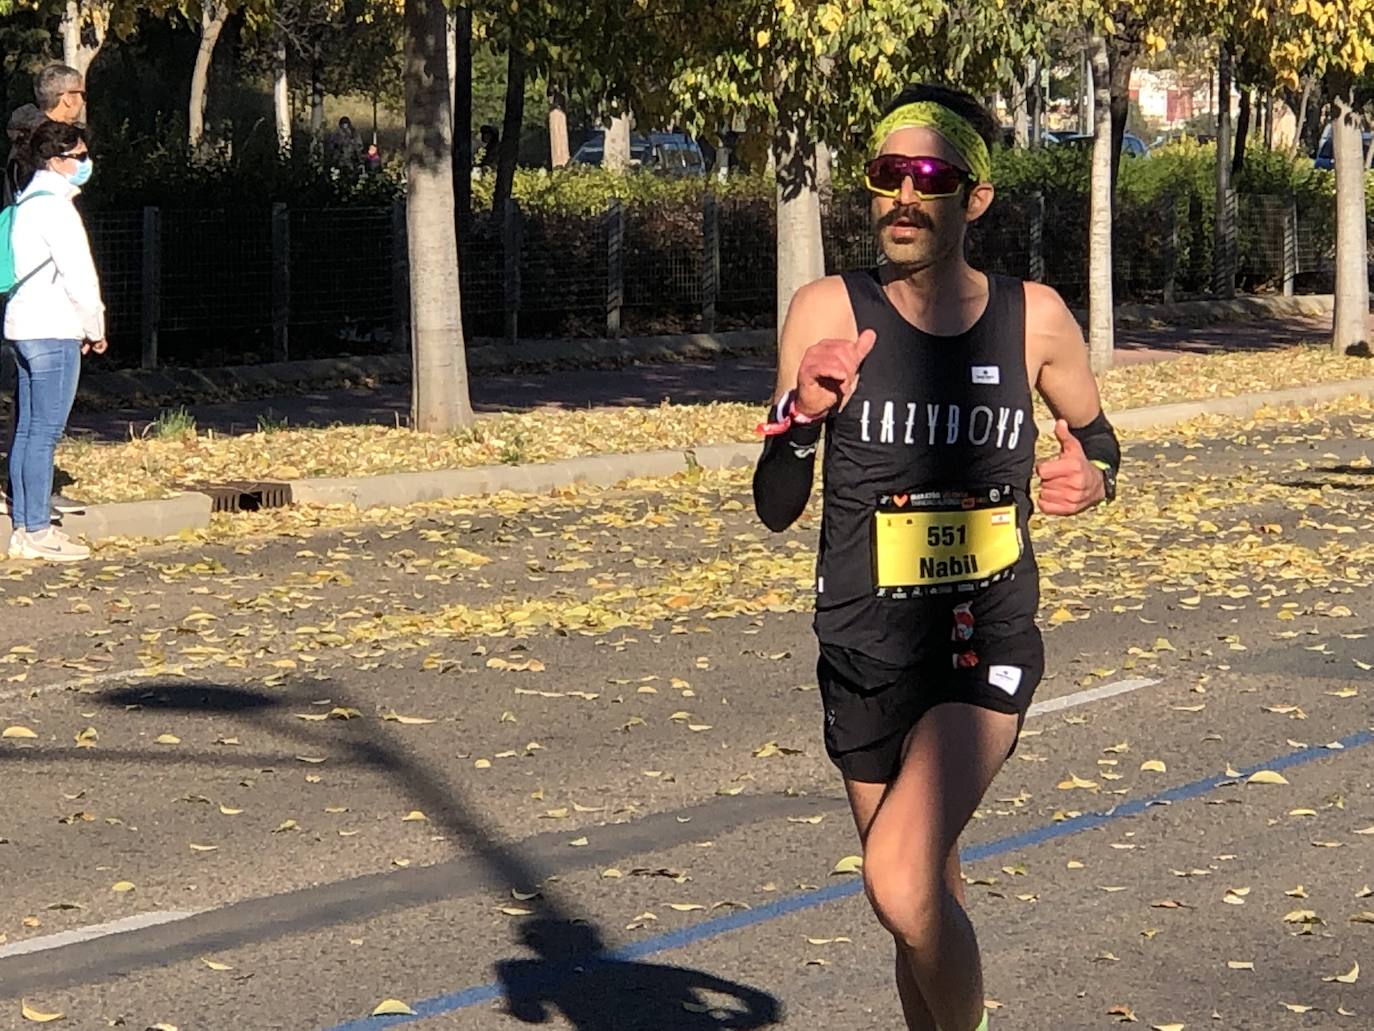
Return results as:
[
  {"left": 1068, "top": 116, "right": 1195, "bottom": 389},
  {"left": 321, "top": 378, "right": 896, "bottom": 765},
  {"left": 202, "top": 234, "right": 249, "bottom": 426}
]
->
[{"left": 183, "top": 480, "right": 293, "bottom": 514}]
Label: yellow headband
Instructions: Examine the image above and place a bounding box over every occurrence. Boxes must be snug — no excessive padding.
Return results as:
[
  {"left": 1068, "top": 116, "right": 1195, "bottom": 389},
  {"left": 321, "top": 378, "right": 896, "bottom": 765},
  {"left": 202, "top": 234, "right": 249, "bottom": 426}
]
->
[{"left": 869, "top": 101, "right": 992, "bottom": 184}]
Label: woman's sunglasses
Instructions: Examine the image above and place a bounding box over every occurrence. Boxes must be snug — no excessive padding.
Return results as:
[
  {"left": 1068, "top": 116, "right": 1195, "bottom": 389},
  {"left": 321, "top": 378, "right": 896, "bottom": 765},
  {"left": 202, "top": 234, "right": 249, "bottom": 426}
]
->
[{"left": 864, "top": 155, "right": 976, "bottom": 200}]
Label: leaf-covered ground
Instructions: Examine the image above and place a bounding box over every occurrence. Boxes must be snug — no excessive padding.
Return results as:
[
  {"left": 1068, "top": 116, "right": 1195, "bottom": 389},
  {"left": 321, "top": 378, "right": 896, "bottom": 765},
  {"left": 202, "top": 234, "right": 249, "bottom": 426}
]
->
[
  {"left": 53, "top": 346, "right": 1372, "bottom": 504},
  {"left": 1, "top": 397, "right": 1370, "bottom": 1030}
]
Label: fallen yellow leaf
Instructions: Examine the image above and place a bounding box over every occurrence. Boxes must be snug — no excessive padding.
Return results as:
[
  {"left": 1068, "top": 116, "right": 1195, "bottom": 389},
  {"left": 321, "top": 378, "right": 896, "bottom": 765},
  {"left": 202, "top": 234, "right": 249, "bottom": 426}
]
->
[
  {"left": 1322, "top": 961, "right": 1358, "bottom": 984},
  {"left": 20, "top": 1000, "right": 64, "bottom": 1023}
]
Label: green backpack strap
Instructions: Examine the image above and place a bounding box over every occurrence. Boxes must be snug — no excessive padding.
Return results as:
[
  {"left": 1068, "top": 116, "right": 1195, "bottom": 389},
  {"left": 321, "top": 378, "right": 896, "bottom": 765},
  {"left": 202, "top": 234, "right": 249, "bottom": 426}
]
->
[{"left": 4, "top": 189, "right": 59, "bottom": 297}]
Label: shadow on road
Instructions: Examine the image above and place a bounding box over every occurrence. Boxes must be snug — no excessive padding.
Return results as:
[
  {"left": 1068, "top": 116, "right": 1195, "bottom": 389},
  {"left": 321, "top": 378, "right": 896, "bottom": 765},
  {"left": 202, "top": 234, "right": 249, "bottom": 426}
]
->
[
  {"left": 498, "top": 918, "right": 780, "bottom": 1030},
  {"left": 0, "top": 680, "right": 782, "bottom": 1027}
]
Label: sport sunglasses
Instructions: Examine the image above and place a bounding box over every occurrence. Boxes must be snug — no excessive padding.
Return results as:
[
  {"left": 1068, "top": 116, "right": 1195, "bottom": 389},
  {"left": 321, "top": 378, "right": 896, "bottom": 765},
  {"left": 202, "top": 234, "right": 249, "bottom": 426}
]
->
[{"left": 863, "top": 154, "right": 976, "bottom": 200}]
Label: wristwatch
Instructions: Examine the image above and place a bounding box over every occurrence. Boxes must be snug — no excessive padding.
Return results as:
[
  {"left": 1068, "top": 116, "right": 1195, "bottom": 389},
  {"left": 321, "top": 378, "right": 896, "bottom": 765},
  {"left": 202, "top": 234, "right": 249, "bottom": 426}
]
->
[{"left": 1091, "top": 461, "right": 1117, "bottom": 503}]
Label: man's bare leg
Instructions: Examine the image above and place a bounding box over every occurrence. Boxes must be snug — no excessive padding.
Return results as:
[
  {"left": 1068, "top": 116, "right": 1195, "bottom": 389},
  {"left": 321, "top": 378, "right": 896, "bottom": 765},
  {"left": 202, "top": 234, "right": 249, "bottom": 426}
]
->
[{"left": 846, "top": 703, "right": 1017, "bottom": 1031}]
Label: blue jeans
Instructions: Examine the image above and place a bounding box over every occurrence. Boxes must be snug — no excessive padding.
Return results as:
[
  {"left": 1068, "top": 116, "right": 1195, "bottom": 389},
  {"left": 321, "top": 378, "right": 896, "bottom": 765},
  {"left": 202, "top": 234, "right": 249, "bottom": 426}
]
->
[{"left": 9, "top": 339, "right": 81, "bottom": 533}]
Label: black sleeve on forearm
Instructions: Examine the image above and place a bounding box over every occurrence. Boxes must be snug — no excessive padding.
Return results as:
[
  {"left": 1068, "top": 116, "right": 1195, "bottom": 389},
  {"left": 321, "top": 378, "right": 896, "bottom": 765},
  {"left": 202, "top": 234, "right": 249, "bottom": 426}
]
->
[
  {"left": 1069, "top": 410, "right": 1121, "bottom": 472},
  {"left": 753, "top": 420, "right": 823, "bottom": 532}
]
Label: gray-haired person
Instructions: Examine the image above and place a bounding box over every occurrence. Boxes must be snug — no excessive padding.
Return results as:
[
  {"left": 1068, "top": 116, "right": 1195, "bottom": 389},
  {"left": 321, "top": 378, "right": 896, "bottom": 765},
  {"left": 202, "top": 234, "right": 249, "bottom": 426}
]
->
[
  {"left": 3, "top": 63, "right": 90, "bottom": 519},
  {"left": 5, "top": 64, "right": 85, "bottom": 205}
]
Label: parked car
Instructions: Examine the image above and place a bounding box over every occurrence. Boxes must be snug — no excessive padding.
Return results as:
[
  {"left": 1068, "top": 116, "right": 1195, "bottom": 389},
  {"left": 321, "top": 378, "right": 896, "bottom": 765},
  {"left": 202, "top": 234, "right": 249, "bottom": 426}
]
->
[
  {"left": 572, "top": 131, "right": 707, "bottom": 174},
  {"left": 1053, "top": 131, "right": 1150, "bottom": 157},
  {"left": 1313, "top": 127, "right": 1374, "bottom": 170}
]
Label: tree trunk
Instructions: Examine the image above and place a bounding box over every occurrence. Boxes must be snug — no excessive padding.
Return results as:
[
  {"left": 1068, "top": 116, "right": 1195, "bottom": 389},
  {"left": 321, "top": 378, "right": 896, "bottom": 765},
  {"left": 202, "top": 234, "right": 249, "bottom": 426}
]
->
[
  {"left": 403, "top": 0, "right": 473, "bottom": 429},
  {"left": 1331, "top": 90, "right": 1370, "bottom": 356},
  {"left": 1011, "top": 74, "right": 1029, "bottom": 148},
  {"left": 61, "top": 0, "right": 108, "bottom": 79},
  {"left": 548, "top": 87, "right": 570, "bottom": 168},
  {"left": 451, "top": 5, "right": 472, "bottom": 219},
  {"left": 1291, "top": 77, "right": 1313, "bottom": 156},
  {"left": 1087, "top": 34, "right": 1114, "bottom": 374},
  {"left": 603, "top": 111, "right": 631, "bottom": 171},
  {"left": 1231, "top": 87, "right": 1251, "bottom": 179},
  {"left": 272, "top": 31, "right": 291, "bottom": 154},
  {"left": 1263, "top": 93, "right": 1274, "bottom": 150},
  {"left": 446, "top": 12, "right": 457, "bottom": 127},
  {"left": 1080, "top": 44, "right": 1094, "bottom": 135},
  {"left": 1027, "top": 57, "right": 1042, "bottom": 148},
  {"left": 773, "top": 108, "right": 825, "bottom": 340},
  {"left": 816, "top": 140, "right": 832, "bottom": 199},
  {"left": 188, "top": 1, "right": 229, "bottom": 149},
  {"left": 309, "top": 49, "right": 324, "bottom": 134},
  {"left": 493, "top": 43, "right": 525, "bottom": 217},
  {"left": 1214, "top": 44, "right": 1234, "bottom": 299},
  {"left": 1106, "top": 40, "right": 1135, "bottom": 190}
]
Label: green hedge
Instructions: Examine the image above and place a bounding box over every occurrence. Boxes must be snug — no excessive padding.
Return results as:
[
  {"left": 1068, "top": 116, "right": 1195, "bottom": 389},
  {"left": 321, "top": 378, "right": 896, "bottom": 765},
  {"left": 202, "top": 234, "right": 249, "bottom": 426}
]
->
[
  {"left": 470, "top": 165, "right": 773, "bottom": 215},
  {"left": 76, "top": 118, "right": 1361, "bottom": 218},
  {"left": 468, "top": 141, "right": 1347, "bottom": 218}
]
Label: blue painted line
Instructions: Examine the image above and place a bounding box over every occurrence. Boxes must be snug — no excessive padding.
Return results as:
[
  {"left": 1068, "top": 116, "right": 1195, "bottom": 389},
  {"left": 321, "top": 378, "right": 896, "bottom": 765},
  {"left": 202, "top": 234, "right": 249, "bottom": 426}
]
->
[{"left": 324, "top": 728, "right": 1374, "bottom": 1029}]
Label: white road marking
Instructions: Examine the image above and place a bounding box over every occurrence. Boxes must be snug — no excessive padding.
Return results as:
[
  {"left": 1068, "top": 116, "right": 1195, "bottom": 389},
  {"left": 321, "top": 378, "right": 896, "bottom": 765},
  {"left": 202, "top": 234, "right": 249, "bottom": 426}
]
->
[
  {"left": 0, "top": 910, "right": 198, "bottom": 960},
  {"left": 0, "top": 677, "right": 1170, "bottom": 962},
  {"left": 1029, "top": 678, "right": 1162, "bottom": 717}
]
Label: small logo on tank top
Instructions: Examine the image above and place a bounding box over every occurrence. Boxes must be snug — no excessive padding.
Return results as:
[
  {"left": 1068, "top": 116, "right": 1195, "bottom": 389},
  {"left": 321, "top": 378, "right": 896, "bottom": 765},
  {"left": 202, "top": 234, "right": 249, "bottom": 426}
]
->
[{"left": 971, "top": 365, "right": 1000, "bottom": 385}]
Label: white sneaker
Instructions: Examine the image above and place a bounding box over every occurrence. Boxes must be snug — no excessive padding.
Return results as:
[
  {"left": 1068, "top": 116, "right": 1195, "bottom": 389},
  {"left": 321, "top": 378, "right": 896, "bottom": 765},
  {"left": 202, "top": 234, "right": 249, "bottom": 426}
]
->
[
  {"left": 7, "top": 529, "right": 26, "bottom": 558},
  {"left": 18, "top": 527, "right": 89, "bottom": 562}
]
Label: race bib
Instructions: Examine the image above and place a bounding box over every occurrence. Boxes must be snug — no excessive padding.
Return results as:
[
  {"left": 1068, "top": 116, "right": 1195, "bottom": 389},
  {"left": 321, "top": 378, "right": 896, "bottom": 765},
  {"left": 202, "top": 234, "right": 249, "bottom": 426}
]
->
[{"left": 873, "top": 486, "right": 1022, "bottom": 597}]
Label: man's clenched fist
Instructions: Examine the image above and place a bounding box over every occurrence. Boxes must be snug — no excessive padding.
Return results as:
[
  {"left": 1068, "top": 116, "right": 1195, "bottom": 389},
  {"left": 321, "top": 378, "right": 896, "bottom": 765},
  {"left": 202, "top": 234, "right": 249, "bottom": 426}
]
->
[
  {"left": 1036, "top": 419, "right": 1105, "bottom": 515},
  {"left": 795, "top": 328, "right": 877, "bottom": 420}
]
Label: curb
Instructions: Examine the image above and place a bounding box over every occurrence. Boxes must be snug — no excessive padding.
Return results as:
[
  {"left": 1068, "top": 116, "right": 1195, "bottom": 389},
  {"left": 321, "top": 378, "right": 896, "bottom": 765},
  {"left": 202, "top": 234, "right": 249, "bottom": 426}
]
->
[
  {"left": 65, "top": 376, "right": 1374, "bottom": 544},
  {"left": 1105, "top": 294, "right": 1333, "bottom": 330},
  {"left": 288, "top": 445, "right": 761, "bottom": 509},
  {"left": 11, "top": 492, "right": 213, "bottom": 542}
]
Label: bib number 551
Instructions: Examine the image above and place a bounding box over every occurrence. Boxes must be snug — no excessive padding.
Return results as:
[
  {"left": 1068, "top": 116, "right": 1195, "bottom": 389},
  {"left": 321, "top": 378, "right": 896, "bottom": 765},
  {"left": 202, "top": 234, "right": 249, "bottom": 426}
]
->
[{"left": 926, "top": 524, "right": 967, "bottom": 547}]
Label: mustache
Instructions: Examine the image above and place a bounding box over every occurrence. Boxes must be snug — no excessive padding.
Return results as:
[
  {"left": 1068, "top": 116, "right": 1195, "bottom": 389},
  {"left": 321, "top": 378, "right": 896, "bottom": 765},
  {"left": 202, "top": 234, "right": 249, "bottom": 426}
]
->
[{"left": 876, "top": 206, "right": 935, "bottom": 231}]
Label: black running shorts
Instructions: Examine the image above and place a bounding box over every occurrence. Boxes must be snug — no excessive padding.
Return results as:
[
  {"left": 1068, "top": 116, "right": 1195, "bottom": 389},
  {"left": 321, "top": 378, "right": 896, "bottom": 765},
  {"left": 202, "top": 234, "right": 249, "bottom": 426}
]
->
[{"left": 817, "top": 625, "right": 1044, "bottom": 784}]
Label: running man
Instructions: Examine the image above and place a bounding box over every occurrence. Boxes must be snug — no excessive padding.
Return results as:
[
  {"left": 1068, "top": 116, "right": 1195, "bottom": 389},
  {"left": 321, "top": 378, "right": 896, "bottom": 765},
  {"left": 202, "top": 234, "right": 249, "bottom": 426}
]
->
[{"left": 752, "top": 84, "right": 1120, "bottom": 1031}]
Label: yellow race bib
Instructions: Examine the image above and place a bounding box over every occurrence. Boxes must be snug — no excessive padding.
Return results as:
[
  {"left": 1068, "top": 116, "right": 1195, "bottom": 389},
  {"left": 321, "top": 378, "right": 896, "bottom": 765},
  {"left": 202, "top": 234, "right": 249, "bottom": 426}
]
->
[{"left": 873, "top": 487, "right": 1022, "bottom": 596}]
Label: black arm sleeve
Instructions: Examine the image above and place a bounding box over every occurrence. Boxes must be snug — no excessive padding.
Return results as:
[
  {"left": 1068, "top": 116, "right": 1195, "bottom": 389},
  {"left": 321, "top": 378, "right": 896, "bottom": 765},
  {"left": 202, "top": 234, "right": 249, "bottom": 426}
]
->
[
  {"left": 1068, "top": 410, "right": 1120, "bottom": 472},
  {"left": 753, "top": 419, "right": 823, "bottom": 532}
]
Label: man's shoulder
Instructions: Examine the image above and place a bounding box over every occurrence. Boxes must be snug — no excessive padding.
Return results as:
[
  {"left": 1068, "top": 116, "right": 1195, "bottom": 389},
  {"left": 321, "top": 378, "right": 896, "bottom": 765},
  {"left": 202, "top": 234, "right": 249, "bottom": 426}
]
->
[
  {"left": 1019, "top": 280, "right": 1075, "bottom": 323},
  {"left": 792, "top": 272, "right": 862, "bottom": 310}
]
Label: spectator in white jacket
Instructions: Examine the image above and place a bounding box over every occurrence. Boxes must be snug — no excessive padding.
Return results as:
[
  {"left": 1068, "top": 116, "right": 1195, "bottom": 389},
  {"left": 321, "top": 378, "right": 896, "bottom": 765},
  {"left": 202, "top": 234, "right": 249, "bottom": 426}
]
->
[{"left": 3, "top": 119, "right": 105, "bottom": 562}]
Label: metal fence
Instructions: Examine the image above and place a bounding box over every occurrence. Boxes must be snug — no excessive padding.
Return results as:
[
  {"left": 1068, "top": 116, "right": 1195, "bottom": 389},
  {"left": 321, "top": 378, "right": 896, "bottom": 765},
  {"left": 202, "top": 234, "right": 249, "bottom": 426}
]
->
[{"left": 83, "top": 190, "right": 1353, "bottom": 371}]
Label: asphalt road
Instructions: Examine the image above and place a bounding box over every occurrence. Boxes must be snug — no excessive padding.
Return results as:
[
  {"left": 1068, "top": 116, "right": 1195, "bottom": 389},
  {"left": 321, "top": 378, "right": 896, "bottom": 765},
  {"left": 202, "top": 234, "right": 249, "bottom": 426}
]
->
[{"left": 0, "top": 403, "right": 1371, "bottom": 1030}]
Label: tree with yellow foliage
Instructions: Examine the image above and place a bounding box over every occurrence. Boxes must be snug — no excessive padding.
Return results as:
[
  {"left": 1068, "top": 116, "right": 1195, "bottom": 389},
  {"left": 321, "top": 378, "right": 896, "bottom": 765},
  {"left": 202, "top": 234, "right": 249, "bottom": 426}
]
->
[
  {"left": 657, "top": 0, "right": 1048, "bottom": 335},
  {"left": 1246, "top": 0, "right": 1372, "bottom": 354}
]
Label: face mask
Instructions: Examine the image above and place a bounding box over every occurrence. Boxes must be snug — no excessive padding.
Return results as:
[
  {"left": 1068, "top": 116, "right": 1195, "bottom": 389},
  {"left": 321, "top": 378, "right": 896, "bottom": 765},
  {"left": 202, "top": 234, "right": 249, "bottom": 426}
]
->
[{"left": 66, "top": 157, "right": 92, "bottom": 188}]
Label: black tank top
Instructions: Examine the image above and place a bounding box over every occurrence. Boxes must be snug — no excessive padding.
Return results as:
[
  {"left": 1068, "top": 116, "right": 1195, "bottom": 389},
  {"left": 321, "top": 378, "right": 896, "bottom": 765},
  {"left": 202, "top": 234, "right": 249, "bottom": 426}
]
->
[{"left": 814, "top": 269, "right": 1039, "bottom": 666}]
